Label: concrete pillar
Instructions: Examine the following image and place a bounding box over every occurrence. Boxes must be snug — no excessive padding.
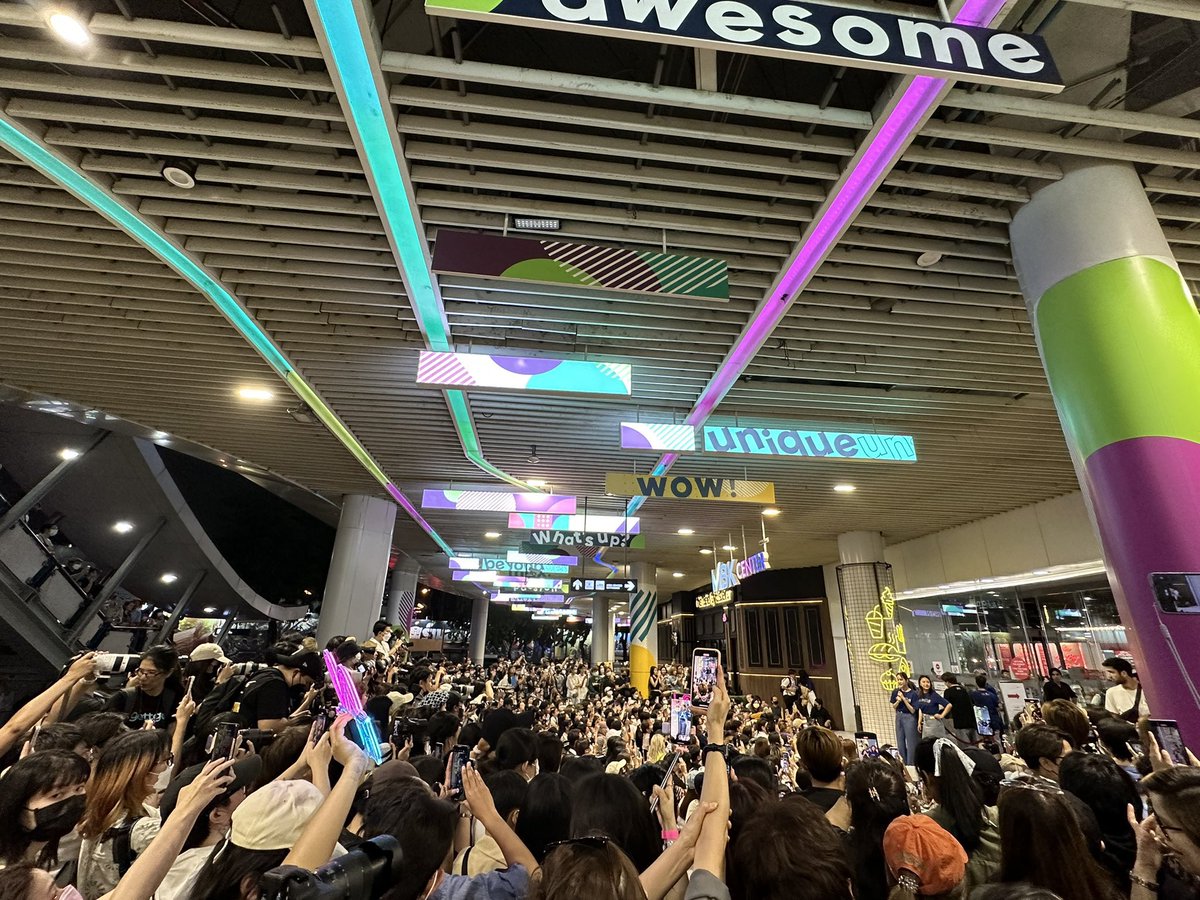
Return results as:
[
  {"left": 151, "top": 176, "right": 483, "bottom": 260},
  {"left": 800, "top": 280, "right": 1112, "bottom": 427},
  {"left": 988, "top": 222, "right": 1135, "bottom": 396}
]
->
[
  {"left": 1011, "top": 161, "right": 1200, "bottom": 742},
  {"left": 317, "top": 494, "right": 396, "bottom": 647},
  {"left": 591, "top": 596, "right": 612, "bottom": 665},
  {"left": 470, "top": 595, "right": 489, "bottom": 664},
  {"left": 628, "top": 563, "right": 658, "bottom": 697},
  {"left": 836, "top": 530, "right": 906, "bottom": 736},
  {"left": 386, "top": 563, "right": 419, "bottom": 630}
]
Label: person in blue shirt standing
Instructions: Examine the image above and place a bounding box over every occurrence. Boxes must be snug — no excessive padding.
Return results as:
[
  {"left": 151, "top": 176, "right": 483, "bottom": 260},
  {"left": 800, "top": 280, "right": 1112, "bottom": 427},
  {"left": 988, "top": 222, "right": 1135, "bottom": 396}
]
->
[
  {"left": 889, "top": 671, "right": 920, "bottom": 764},
  {"left": 914, "top": 674, "right": 953, "bottom": 739},
  {"left": 970, "top": 673, "right": 1004, "bottom": 744}
]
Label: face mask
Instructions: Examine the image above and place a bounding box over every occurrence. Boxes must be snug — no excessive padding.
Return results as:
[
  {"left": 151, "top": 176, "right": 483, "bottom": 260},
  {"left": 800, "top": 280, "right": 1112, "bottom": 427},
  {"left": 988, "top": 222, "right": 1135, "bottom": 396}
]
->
[
  {"left": 59, "top": 886, "right": 84, "bottom": 900},
  {"left": 28, "top": 794, "right": 87, "bottom": 840}
]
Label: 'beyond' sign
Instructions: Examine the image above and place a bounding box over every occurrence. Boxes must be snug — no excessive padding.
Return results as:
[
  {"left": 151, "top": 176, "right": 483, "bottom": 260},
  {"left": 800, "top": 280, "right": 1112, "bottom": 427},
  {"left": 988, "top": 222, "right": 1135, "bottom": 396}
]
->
[
  {"left": 702, "top": 426, "right": 916, "bottom": 462},
  {"left": 425, "top": 0, "right": 1062, "bottom": 92}
]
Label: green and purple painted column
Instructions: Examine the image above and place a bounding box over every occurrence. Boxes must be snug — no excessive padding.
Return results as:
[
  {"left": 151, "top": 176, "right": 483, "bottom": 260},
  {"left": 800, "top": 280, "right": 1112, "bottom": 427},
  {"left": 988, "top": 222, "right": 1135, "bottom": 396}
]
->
[{"left": 1011, "top": 161, "right": 1200, "bottom": 743}]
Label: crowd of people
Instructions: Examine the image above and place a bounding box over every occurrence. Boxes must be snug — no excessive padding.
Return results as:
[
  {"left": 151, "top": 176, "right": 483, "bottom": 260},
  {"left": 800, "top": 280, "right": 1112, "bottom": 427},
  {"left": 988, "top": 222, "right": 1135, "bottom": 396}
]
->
[{"left": 1, "top": 622, "right": 1198, "bottom": 900}]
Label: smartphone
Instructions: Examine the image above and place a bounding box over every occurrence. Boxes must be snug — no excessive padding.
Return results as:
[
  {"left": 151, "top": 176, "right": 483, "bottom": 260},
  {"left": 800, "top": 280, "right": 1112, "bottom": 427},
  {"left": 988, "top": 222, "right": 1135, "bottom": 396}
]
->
[
  {"left": 649, "top": 751, "right": 680, "bottom": 814},
  {"left": 1149, "top": 718, "right": 1189, "bottom": 765},
  {"left": 886, "top": 746, "right": 903, "bottom": 761},
  {"left": 670, "top": 693, "right": 693, "bottom": 744},
  {"left": 311, "top": 710, "right": 329, "bottom": 744},
  {"left": 855, "top": 731, "right": 880, "bottom": 759},
  {"left": 691, "top": 648, "right": 721, "bottom": 710},
  {"left": 207, "top": 721, "right": 240, "bottom": 760},
  {"left": 448, "top": 744, "right": 471, "bottom": 799},
  {"left": 184, "top": 675, "right": 195, "bottom": 698}
]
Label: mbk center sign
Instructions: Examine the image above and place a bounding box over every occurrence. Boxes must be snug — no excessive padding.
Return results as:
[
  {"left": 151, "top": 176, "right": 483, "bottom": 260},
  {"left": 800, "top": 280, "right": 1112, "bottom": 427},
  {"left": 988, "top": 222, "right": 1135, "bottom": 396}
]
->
[{"left": 426, "top": 0, "right": 1062, "bottom": 91}]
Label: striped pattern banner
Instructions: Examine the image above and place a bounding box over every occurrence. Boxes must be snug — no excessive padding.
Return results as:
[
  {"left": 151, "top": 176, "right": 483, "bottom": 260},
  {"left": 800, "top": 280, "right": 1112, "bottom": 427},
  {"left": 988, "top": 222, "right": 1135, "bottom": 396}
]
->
[
  {"left": 629, "top": 589, "right": 659, "bottom": 643},
  {"left": 620, "top": 422, "right": 697, "bottom": 452},
  {"left": 396, "top": 589, "right": 416, "bottom": 630}
]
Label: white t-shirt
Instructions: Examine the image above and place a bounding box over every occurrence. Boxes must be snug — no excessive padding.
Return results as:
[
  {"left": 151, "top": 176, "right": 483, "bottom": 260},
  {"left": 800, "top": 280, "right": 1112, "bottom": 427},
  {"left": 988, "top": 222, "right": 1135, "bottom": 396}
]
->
[
  {"left": 154, "top": 845, "right": 214, "bottom": 900},
  {"left": 78, "top": 805, "right": 161, "bottom": 900},
  {"left": 1105, "top": 682, "right": 1150, "bottom": 718}
]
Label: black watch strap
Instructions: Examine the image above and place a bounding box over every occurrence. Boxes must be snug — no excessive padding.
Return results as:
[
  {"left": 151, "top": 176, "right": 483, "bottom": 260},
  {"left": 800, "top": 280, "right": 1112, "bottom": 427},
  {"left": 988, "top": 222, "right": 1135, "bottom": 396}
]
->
[{"left": 702, "top": 743, "right": 727, "bottom": 757}]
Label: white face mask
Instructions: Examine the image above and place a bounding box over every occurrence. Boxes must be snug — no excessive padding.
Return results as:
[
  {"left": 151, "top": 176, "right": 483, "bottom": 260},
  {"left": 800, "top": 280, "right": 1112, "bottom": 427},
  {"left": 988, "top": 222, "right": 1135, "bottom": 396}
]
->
[{"left": 154, "top": 765, "right": 172, "bottom": 793}]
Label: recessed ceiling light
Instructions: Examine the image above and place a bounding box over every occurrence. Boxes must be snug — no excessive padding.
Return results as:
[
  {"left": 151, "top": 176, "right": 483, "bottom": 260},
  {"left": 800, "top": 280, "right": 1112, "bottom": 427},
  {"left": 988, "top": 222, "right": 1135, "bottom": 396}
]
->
[
  {"left": 833, "top": 484, "right": 857, "bottom": 493},
  {"left": 526, "top": 479, "right": 547, "bottom": 487},
  {"left": 699, "top": 548, "right": 713, "bottom": 555},
  {"left": 237, "top": 387, "right": 274, "bottom": 402},
  {"left": 150, "top": 430, "right": 169, "bottom": 440},
  {"left": 203, "top": 606, "right": 217, "bottom": 614},
  {"left": 722, "top": 544, "right": 737, "bottom": 552},
  {"left": 677, "top": 527, "right": 694, "bottom": 535},
  {"left": 113, "top": 521, "right": 134, "bottom": 534},
  {"left": 59, "top": 448, "right": 80, "bottom": 460},
  {"left": 160, "top": 573, "right": 178, "bottom": 584},
  {"left": 761, "top": 507, "right": 781, "bottom": 517},
  {"left": 303, "top": 589, "right": 313, "bottom": 597},
  {"left": 47, "top": 11, "right": 91, "bottom": 46},
  {"left": 672, "top": 572, "right": 685, "bottom": 578},
  {"left": 160, "top": 160, "right": 197, "bottom": 189},
  {"left": 484, "top": 532, "right": 501, "bottom": 539},
  {"left": 916, "top": 250, "right": 943, "bottom": 268}
]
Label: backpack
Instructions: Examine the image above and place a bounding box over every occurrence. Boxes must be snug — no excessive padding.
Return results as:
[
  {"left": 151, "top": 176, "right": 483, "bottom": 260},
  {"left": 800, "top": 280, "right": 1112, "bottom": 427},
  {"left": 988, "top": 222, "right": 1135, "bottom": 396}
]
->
[{"left": 192, "top": 671, "right": 274, "bottom": 736}]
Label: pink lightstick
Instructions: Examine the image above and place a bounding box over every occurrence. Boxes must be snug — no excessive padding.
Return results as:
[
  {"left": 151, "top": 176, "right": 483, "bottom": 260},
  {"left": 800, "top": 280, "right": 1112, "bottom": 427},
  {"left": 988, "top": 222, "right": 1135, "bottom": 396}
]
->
[{"left": 322, "top": 650, "right": 384, "bottom": 763}]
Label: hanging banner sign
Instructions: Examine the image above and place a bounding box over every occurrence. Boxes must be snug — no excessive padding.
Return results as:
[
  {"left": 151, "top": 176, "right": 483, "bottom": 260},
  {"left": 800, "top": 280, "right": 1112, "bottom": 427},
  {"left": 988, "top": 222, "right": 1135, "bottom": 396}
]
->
[
  {"left": 568, "top": 577, "right": 639, "bottom": 593},
  {"left": 523, "top": 531, "right": 646, "bottom": 549},
  {"left": 702, "top": 425, "right": 917, "bottom": 462},
  {"left": 422, "top": 489, "right": 576, "bottom": 514},
  {"left": 450, "top": 557, "right": 570, "bottom": 574},
  {"left": 711, "top": 551, "right": 770, "bottom": 591},
  {"left": 507, "top": 551, "right": 580, "bottom": 566},
  {"left": 621, "top": 422, "right": 698, "bottom": 452},
  {"left": 605, "top": 473, "right": 775, "bottom": 503},
  {"left": 509, "top": 513, "right": 640, "bottom": 533},
  {"left": 433, "top": 229, "right": 729, "bottom": 300},
  {"left": 417, "top": 350, "right": 632, "bottom": 396},
  {"left": 424, "top": 0, "right": 1063, "bottom": 92}
]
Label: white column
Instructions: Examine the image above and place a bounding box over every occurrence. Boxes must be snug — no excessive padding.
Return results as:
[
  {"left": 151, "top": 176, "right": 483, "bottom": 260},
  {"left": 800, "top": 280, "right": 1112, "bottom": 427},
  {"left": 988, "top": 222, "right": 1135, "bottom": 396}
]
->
[
  {"left": 836, "top": 530, "right": 903, "bottom": 736},
  {"left": 823, "top": 562, "right": 858, "bottom": 734},
  {"left": 470, "top": 596, "right": 489, "bottom": 664},
  {"left": 591, "top": 596, "right": 612, "bottom": 664},
  {"left": 386, "top": 563, "right": 419, "bottom": 628},
  {"left": 628, "top": 563, "right": 658, "bottom": 696},
  {"left": 318, "top": 494, "right": 397, "bottom": 647}
]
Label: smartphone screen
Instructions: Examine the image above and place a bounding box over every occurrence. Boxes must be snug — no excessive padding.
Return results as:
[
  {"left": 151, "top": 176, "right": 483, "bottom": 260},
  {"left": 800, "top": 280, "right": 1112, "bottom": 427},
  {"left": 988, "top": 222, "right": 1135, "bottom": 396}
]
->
[
  {"left": 1149, "top": 573, "right": 1200, "bottom": 614},
  {"left": 1150, "top": 719, "right": 1189, "bottom": 765},
  {"left": 449, "top": 744, "right": 471, "bottom": 798},
  {"left": 184, "top": 675, "right": 195, "bottom": 698},
  {"left": 207, "top": 721, "right": 240, "bottom": 760},
  {"left": 311, "top": 711, "right": 329, "bottom": 744},
  {"left": 691, "top": 648, "right": 720, "bottom": 710},
  {"left": 855, "top": 731, "right": 880, "bottom": 758},
  {"left": 670, "top": 693, "right": 693, "bottom": 744}
]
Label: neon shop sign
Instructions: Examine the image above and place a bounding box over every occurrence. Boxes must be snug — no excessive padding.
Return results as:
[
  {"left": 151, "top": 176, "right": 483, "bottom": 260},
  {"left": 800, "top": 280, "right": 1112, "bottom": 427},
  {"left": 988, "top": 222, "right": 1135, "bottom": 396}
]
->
[{"left": 710, "top": 551, "right": 770, "bottom": 591}]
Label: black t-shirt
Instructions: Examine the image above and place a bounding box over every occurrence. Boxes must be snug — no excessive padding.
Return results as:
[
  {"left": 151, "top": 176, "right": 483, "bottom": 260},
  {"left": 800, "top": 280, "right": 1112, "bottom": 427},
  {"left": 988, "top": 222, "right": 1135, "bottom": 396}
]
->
[
  {"left": 799, "top": 786, "right": 844, "bottom": 812},
  {"left": 236, "top": 669, "right": 291, "bottom": 727},
  {"left": 944, "top": 685, "right": 976, "bottom": 730},
  {"left": 105, "top": 685, "right": 180, "bottom": 730}
]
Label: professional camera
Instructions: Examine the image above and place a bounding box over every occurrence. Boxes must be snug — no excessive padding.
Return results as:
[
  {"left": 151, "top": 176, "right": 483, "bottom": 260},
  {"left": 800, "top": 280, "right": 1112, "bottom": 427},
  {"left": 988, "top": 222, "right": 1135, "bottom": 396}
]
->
[
  {"left": 260, "top": 836, "right": 400, "bottom": 900},
  {"left": 228, "top": 661, "right": 270, "bottom": 676}
]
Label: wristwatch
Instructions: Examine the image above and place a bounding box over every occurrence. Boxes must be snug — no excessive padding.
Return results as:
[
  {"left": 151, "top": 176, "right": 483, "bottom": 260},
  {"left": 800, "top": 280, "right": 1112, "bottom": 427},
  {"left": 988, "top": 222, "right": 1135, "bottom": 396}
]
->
[{"left": 702, "top": 743, "right": 728, "bottom": 760}]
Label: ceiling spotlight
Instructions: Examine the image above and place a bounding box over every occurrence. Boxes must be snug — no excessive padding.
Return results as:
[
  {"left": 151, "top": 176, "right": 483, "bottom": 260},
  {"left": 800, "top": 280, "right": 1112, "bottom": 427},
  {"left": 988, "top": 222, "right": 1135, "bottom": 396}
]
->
[
  {"left": 160, "top": 573, "right": 179, "bottom": 584},
  {"left": 526, "top": 445, "right": 540, "bottom": 464},
  {"left": 699, "top": 548, "right": 713, "bottom": 555},
  {"left": 761, "top": 507, "right": 781, "bottom": 517},
  {"left": 916, "top": 250, "right": 943, "bottom": 268},
  {"left": 287, "top": 406, "right": 319, "bottom": 425},
  {"left": 237, "top": 387, "right": 274, "bottom": 402},
  {"left": 722, "top": 544, "right": 737, "bottom": 552},
  {"left": 203, "top": 606, "right": 217, "bottom": 614},
  {"left": 672, "top": 572, "right": 685, "bottom": 578},
  {"left": 677, "top": 527, "right": 695, "bottom": 535},
  {"left": 303, "top": 589, "right": 313, "bottom": 597},
  {"left": 526, "top": 479, "right": 547, "bottom": 487},
  {"left": 113, "top": 521, "right": 134, "bottom": 534},
  {"left": 160, "top": 160, "right": 197, "bottom": 189},
  {"left": 420, "top": 587, "right": 431, "bottom": 595},
  {"left": 484, "top": 531, "right": 501, "bottom": 539},
  {"left": 59, "top": 448, "right": 80, "bottom": 461},
  {"left": 47, "top": 10, "right": 91, "bottom": 46},
  {"left": 833, "top": 484, "right": 857, "bottom": 493},
  {"left": 150, "top": 430, "right": 169, "bottom": 440}
]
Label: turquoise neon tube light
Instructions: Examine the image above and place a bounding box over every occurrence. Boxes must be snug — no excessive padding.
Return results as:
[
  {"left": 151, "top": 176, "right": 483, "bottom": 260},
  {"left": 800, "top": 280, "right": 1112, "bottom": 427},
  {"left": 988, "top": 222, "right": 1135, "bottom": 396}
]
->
[
  {"left": 310, "top": 0, "right": 451, "bottom": 352},
  {"left": 0, "top": 112, "right": 455, "bottom": 557}
]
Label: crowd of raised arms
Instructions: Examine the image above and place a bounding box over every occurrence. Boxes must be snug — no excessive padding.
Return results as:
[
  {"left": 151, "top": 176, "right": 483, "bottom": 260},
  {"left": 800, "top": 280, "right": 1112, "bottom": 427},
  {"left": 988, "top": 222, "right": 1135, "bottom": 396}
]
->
[{"left": 1, "top": 623, "right": 1199, "bottom": 900}]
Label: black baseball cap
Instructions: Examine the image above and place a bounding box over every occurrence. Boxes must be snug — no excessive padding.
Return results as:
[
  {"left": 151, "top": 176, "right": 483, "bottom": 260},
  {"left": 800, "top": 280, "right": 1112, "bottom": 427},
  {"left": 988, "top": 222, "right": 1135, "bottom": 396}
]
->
[{"left": 159, "top": 754, "right": 263, "bottom": 824}]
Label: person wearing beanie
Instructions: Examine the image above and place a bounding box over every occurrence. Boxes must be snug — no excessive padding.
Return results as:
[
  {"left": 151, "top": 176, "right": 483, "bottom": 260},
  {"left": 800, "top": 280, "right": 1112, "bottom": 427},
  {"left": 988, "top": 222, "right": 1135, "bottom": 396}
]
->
[{"left": 883, "top": 814, "right": 968, "bottom": 899}]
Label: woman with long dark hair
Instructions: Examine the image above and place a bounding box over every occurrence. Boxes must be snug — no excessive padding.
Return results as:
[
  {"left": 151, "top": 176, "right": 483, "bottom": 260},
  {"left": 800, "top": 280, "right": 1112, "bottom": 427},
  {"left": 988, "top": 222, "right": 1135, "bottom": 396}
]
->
[
  {"left": 844, "top": 759, "right": 910, "bottom": 900},
  {"left": 997, "top": 784, "right": 1122, "bottom": 900},
  {"left": 77, "top": 729, "right": 171, "bottom": 899},
  {"left": 0, "top": 750, "right": 90, "bottom": 871},
  {"left": 914, "top": 676, "right": 951, "bottom": 740},
  {"left": 914, "top": 737, "right": 1001, "bottom": 891},
  {"left": 570, "top": 774, "right": 661, "bottom": 873},
  {"left": 103, "top": 645, "right": 184, "bottom": 731},
  {"left": 517, "top": 773, "right": 575, "bottom": 863}
]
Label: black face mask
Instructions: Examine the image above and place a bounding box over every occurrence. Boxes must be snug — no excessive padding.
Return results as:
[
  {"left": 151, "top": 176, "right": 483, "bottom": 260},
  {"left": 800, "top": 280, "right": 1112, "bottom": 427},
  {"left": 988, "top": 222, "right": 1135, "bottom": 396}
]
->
[{"left": 27, "top": 794, "right": 86, "bottom": 841}]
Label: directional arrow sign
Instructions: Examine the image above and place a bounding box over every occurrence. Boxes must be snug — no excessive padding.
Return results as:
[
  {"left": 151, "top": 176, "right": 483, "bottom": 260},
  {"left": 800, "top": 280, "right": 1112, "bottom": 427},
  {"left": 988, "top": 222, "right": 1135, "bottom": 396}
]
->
[{"left": 568, "top": 578, "right": 639, "bottom": 594}]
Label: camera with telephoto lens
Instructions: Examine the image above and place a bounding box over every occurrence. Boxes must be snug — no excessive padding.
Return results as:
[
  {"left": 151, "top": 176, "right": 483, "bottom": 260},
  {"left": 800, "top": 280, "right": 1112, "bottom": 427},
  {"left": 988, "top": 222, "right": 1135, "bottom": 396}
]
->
[
  {"left": 228, "top": 661, "right": 269, "bottom": 676},
  {"left": 259, "top": 836, "right": 401, "bottom": 900}
]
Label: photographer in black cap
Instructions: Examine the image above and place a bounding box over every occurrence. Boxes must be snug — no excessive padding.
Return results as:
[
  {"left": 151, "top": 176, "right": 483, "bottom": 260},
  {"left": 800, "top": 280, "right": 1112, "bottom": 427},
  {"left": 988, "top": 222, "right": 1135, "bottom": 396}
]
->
[{"left": 239, "top": 648, "right": 325, "bottom": 733}]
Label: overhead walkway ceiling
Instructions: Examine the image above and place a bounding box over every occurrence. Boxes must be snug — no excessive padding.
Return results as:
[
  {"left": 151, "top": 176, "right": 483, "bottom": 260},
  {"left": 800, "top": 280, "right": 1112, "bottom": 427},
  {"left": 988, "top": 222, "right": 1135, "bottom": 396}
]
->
[{"left": 0, "top": 0, "right": 1196, "bottom": 587}]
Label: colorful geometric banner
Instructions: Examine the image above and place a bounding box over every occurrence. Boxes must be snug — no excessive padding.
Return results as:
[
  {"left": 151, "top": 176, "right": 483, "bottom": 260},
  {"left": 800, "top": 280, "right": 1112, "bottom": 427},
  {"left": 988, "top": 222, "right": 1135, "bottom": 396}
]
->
[
  {"left": 520, "top": 535, "right": 646, "bottom": 551},
  {"left": 620, "top": 422, "right": 697, "bottom": 452},
  {"left": 605, "top": 473, "right": 775, "bottom": 503},
  {"left": 702, "top": 425, "right": 917, "bottom": 462},
  {"left": 432, "top": 229, "right": 729, "bottom": 300},
  {"left": 508, "top": 513, "right": 640, "bottom": 533},
  {"left": 507, "top": 551, "right": 579, "bottom": 566},
  {"left": 417, "top": 350, "right": 631, "bottom": 396},
  {"left": 449, "top": 558, "right": 570, "bottom": 574},
  {"left": 492, "top": 592, "right": 567, "bottom": 603},
  {"left": 422, "top": 489, "right": 576, "bottom": 513}
]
